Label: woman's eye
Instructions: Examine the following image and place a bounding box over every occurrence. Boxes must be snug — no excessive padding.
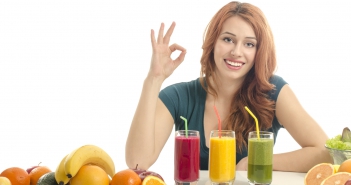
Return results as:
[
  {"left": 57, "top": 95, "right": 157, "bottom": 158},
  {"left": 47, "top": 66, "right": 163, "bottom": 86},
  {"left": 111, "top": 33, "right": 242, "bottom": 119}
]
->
[
  {"left": 245, "top": 42, "right": 255, "bottom": 47},
  {"left": 223, "top": 37, "right": 233, "bottom": 43}
]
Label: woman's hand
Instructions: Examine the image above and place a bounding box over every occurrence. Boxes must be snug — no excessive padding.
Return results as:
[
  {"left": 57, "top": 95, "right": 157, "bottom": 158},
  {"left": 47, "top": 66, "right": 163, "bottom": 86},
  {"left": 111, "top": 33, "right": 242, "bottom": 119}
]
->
[
  {"left": 149, "top": 22, "right": 187, "bottom": 80},
  {"left": 236, "top": 157, "right": 248, "bottom": 171}
]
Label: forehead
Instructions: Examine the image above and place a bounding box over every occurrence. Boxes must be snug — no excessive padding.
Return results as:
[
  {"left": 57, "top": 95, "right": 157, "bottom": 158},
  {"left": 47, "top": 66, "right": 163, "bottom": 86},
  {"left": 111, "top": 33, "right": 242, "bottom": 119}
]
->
[{"left": 221, "top": 16, "right": 256, "bottom": 38}]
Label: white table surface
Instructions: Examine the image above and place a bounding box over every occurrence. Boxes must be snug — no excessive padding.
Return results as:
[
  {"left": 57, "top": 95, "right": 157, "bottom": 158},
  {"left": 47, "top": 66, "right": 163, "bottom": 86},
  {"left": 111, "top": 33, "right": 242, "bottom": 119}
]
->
[{"left": 198, "top": 170, "right": 306, "bottom": 185}]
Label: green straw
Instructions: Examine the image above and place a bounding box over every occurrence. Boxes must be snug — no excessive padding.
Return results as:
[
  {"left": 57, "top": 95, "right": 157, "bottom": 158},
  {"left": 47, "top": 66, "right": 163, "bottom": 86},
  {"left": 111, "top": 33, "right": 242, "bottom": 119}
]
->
[
  {"left": 180, "top": 116, "right": 188, "bottom": 137},
  {"left": 244, "top": 106, "right": 260, "bottom": 140}
]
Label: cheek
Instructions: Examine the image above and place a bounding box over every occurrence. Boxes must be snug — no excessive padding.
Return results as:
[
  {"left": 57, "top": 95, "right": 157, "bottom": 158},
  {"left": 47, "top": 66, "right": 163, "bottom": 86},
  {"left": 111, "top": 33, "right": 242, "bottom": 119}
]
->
[
  {"left": 245, "top": 50, "right": 256, "bottom": 63},
  {"left": 214, "top": 43, "right": 229, "bottom": 59},
  {"left": 213, "top": 46, "right": 220, "bottom": 63}
]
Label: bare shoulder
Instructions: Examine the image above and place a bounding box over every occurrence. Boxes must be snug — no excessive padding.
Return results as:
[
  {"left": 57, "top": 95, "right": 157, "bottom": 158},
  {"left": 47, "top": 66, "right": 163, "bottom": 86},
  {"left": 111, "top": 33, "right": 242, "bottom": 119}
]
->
[
  {"left": 276, "top": 85, "right": 328, "bottom": 146},
  {"left": 276, "top": 84, "right": 309, "bottom": 127}
]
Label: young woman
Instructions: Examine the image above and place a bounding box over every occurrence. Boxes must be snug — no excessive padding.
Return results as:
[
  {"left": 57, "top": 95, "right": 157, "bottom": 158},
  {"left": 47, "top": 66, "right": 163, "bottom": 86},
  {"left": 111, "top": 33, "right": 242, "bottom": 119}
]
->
[{"left": 125, "top": 1, "right": 332, "bottom": 172}]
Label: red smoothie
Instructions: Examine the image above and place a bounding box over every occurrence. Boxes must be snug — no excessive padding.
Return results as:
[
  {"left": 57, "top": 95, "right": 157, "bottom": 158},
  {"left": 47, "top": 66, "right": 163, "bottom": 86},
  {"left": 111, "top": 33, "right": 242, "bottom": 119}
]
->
[{"left": 174, "top": 135, "right": 200, "bottom": 182}]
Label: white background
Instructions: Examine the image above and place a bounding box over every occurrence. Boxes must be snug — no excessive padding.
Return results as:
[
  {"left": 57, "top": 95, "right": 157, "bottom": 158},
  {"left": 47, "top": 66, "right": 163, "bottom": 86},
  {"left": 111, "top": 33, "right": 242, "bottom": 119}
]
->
[{"left": 1, "top": 0, "right": 351, "bottom": 183}]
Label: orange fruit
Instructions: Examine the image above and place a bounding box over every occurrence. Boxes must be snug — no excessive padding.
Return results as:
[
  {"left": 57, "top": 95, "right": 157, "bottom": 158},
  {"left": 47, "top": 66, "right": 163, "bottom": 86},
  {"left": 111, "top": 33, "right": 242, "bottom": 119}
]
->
[
  {"left": 70, "top": 164, "right": 109, "bottom": 185},
  {"left": 28, "top": 166, "right": 52, "bottom": 185},
  {"left": 321, "top": 172, "right": 351, "bottom": 185},
  {"left": 0, "top": 167, "right": 30, "bottom": 185},
  {"left": 338, "top": 159, "right": 351, "bottom": 173},
  {"left": 304, "top": 163, "right": 334, "bottom": 185},
  {"left": 110, "top": 169, "right": 141, "bottom": 185},
  {"left": 142, "top": 175, "right": 165, "bottom": 185}
]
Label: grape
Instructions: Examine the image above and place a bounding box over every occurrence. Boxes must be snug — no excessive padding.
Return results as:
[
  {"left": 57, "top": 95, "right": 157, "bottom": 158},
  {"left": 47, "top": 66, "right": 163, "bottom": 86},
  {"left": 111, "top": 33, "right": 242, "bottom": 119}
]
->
[{"left": 345, "top": 179, "right": 351, "bottom": 185}]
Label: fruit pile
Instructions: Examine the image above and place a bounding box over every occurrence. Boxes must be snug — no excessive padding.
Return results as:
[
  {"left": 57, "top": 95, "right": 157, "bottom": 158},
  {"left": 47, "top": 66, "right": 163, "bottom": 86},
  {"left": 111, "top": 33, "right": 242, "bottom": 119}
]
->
[
  {"left": 304, "top": 159, "right": 351, "bottom": 185},
  {"left": 0, "top": 165, "right": 51, "bottom": 185},
  {"left": 0, "top": 144, "right": 166, "bottom": 185},
  {"left": 112, "top": 165, "right": 165, "bottom": 185}
]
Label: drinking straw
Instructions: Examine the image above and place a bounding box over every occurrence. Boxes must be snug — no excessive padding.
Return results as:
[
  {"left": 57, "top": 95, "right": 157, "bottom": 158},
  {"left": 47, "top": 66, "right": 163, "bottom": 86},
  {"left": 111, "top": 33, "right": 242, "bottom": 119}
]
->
[
  {"left": 244, "top": 106, "right": 260, "bottom": 140},
  {"left": 180, "top": 116, "right": 188, "bottom": 137},
  {"left": 213, "top": 105, "right": 222, "bottom": 138}
]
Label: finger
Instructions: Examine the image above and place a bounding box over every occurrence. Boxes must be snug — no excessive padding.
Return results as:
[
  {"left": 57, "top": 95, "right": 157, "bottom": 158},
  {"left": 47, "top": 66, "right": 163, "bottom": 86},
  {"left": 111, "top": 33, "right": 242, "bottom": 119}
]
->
[
  {"left": 169, "top": 43, "right": 186, "bottom": 53},
  {"left": 169, "top": 43, "right": 187, "bottom": 66},
  {"left": 157, "top": 23, "right": 164, "bottom": 44},
  {"left": 173, "top": 50, "right": 187, "bottom": 67},
  {"left": 163, "top": 22, "right": 176, "bottom": 44},
  {"left": 150, "top": 29, "right": 156, "bottom": 48}
]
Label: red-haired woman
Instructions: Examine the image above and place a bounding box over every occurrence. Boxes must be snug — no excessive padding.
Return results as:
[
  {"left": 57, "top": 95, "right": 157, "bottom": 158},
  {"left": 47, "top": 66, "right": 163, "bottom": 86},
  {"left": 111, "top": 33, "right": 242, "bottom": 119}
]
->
[{"left": 125, "top": 1, "right": 332, "bottom": 172}]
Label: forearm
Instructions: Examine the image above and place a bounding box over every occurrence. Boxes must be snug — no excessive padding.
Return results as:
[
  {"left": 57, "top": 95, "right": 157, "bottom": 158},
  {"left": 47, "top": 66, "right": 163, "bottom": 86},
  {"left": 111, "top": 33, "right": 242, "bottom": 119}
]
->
[
  {"left": 273, "top": 146, "right": 333, "bottom": 172},
  {"left": 125, "top": 75, "right": 164, "bottom": 169}
]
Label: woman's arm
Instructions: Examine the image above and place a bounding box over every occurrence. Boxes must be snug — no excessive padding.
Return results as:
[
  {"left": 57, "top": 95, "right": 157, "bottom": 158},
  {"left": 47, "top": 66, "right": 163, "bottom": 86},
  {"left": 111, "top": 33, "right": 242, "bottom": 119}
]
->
[
  {"left": 236, "top": 85, "right": 333, "bottom": 172},
  {"left": 272, "top": 84, "right": 333, "bottom": 172},
  {"left": 125, "top": 22, "right": 187, "bottom": 170}
]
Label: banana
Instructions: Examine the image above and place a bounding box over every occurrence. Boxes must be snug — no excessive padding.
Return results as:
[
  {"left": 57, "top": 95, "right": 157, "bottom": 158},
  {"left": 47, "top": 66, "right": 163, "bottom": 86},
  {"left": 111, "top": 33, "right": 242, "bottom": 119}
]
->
[
  {"left": 55, "top": 154, "right": 71, "bottom": 185},
  {"left": 64, "top": 144, "right": 115, "bottom": 179}
]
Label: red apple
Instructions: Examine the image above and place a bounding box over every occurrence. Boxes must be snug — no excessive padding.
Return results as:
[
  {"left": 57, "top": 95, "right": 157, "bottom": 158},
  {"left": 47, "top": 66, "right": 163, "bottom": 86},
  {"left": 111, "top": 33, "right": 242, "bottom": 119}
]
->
[
  {"left": 26, "top": 162, "right": 42, "bottom": 174},
  {"left": 139, "top": 171, "right": 164, "bottom": 182},
  {"left": 132, "top": 164, "right": 146, "bottom": 175},
  {"left": 26, "top": 166, "right": 39, "bottom": 174}
]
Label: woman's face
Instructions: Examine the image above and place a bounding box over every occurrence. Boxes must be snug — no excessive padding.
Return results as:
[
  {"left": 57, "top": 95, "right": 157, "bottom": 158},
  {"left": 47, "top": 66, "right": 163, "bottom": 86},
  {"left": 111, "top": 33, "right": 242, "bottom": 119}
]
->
[{"left": 213, "top": 16, "right": 257, "bottom": 82}]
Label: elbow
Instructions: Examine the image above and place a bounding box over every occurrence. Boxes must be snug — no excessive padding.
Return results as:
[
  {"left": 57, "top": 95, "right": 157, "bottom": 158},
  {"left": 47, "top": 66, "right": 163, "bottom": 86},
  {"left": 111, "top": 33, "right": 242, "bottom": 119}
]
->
[
  {"left": 125, "top": 155, "right": 138, "bottom": 169},
  {"left": 125, "top": 138, "right": 158, "bottom": 170},
  {"left": 125, "top": 156, "right": 153, "bottom": 171},
  {"left": 125, "top": 149, "right": 154, "bottom": 170},
  {"left": 321, "top": 147, "right": 334, "bottom": 164}
]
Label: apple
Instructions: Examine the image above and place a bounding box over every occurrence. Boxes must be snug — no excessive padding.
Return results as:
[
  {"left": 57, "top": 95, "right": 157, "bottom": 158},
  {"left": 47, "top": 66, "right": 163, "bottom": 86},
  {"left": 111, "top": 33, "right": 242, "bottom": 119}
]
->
[
  {"left": 132, "top": 164, "right": 146, "bottom": 175},
  {"left": 139, "top": 171, "right": 164, "bottom": 182},
  {"left": 26, "top": 162, "right": 42, "bottom": 174}
]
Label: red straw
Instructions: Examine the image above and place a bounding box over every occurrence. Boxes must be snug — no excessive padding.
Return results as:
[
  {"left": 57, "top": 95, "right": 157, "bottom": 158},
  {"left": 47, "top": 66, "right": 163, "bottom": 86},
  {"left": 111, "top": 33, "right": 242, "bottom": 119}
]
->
[{"left": 213, "top": 105, "right": 221, "bottom": 138}]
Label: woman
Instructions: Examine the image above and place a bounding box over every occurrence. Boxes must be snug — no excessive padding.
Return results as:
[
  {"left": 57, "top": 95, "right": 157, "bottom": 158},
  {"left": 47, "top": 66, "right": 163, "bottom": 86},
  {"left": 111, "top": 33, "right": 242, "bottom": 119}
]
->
[{"left": 125, "top": 1, "right": 332, "bottom": 172}]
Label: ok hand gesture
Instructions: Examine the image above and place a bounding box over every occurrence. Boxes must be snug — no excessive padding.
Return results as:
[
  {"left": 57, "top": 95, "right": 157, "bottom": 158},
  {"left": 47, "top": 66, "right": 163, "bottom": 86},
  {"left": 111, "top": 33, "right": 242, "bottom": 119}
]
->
[{"left": 149, "top": 22, "right": 187, "bottom": 81}]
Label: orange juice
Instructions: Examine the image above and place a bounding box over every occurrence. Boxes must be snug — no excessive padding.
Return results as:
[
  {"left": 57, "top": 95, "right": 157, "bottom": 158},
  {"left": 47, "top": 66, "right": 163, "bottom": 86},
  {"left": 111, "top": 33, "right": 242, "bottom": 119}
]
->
[{"left": 209, "top": 130, "right": 236, "bottom": 183}]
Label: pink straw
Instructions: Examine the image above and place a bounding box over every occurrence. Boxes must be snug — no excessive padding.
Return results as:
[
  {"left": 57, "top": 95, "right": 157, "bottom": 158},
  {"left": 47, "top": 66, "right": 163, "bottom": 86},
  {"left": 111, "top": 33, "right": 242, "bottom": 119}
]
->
[{"left": 213, "top": 105, "right": 221, "bottom": 138}]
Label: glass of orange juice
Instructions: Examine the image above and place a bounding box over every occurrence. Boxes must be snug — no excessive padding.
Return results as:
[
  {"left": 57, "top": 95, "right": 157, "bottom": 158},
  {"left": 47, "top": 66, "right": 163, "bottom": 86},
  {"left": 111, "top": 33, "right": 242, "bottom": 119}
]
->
[{"left": 209, "top": 130, "right": 236, "bottom": 185}]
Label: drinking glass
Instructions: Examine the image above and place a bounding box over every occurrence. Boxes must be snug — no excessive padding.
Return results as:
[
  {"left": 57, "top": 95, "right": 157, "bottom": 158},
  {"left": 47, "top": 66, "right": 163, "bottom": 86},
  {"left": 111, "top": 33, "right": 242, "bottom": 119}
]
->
[
  {"left": 209, "top": 130, "right": 236, "bottom": 185},
  {"left": 174, "top": 130, "right": 200, "bottom": 185},
  {"left": 247, "top": 131, "right": 274, "bottom": 185}
]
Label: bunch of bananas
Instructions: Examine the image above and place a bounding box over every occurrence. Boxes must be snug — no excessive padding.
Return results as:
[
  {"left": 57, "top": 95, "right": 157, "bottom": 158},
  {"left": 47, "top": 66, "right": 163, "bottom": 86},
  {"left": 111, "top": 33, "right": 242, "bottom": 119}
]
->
[{"left": 54, "top": 144, "right": 115, "bottom": 185}]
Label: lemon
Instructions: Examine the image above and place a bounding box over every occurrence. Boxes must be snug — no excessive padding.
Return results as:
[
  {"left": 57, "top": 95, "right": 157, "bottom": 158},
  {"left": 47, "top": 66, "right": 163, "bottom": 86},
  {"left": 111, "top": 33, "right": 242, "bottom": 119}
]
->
[
  {"left": 333, "top": 165, "right": 340, "bottom": 173},
  {"left": 0, "top": 177, "right": 11, "bottom": 185}
]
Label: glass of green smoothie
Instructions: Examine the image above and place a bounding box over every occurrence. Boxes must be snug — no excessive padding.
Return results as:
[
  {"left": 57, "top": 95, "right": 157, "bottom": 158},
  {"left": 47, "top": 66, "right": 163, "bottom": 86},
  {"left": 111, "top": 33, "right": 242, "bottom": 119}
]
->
[{"left": 247, "top": 131, "right": 274, "bottom": 185}]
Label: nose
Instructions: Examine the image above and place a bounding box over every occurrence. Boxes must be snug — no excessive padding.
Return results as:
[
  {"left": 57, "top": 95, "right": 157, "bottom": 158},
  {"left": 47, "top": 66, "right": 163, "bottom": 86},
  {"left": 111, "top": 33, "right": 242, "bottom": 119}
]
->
[{"left": 230, "top": 43, "right": 242, "bottom": 57}]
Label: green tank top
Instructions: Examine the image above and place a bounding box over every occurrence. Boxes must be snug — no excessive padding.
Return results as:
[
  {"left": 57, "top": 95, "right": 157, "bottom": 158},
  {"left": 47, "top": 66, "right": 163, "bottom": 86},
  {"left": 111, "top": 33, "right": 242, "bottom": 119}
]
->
[{"left": 159, "top": 75, "right": 287, "bottom": 170}]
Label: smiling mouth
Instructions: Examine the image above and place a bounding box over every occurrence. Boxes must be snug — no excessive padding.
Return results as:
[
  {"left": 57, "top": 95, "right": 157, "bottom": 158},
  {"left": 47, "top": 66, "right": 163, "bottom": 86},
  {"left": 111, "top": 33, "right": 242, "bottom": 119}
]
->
[{"left": 225, "top": 59, "right": 244, "bottom": 67}]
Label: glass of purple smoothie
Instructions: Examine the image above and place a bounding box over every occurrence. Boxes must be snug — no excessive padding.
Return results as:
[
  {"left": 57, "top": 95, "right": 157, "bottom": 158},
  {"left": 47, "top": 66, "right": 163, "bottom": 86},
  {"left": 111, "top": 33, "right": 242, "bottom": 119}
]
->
[{"left": 174, "top": 130, "right": 200, "bottom": 185}]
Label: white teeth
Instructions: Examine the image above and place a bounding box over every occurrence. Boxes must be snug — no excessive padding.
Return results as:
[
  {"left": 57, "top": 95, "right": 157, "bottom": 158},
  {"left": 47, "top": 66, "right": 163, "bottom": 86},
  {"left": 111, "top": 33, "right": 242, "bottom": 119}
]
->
[{"left": 225, "top": 60, "right": 243, "bottom": 67}]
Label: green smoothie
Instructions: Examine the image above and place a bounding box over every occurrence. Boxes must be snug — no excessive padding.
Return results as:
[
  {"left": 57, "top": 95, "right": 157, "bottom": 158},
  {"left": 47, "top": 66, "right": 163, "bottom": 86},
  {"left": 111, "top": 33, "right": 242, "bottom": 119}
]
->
[{"left": 247, "top": 138, "right": 273, "bottom": 184}]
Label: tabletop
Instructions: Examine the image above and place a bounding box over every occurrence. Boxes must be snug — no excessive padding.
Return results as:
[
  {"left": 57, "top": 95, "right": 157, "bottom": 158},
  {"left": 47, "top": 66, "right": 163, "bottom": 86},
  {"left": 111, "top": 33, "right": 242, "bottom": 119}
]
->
[{"left": 197, "top": 170, "right": 306, "bottom": 185}]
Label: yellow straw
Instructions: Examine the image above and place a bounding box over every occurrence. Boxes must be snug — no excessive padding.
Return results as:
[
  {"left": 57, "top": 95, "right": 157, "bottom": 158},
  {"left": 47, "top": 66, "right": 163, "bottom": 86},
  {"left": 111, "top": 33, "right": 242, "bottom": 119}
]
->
[{"left": 244, "top": 106, "right": 260, "bottom": 140}]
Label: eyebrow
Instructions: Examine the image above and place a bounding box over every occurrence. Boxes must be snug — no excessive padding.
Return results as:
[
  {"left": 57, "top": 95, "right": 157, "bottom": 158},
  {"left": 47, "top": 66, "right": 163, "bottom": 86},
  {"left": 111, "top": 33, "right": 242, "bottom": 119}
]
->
[{"left": 221, "top": 31, "right": 257, "bottom": 40}]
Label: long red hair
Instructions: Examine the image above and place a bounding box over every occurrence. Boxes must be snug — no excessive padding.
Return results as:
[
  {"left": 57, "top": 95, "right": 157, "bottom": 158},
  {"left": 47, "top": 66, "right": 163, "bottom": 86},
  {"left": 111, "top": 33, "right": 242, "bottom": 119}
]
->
[{"left": 200, "top": 1, "right": 277, "bottom": 152}]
